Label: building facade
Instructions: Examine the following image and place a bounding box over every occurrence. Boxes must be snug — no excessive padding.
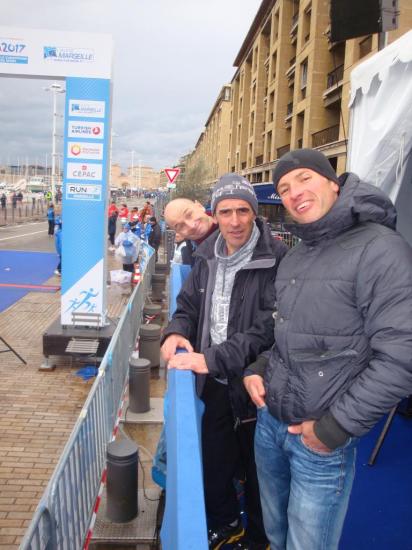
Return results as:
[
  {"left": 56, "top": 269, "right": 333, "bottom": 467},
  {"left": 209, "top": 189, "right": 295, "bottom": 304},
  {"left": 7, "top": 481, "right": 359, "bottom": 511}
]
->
[{"left": 187, "top": 0, "right": 412, "bottom": 186}]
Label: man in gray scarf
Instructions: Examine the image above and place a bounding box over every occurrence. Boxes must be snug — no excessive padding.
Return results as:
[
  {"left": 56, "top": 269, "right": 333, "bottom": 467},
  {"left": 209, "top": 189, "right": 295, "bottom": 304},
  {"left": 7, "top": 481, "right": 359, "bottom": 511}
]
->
[{"left": 161, "top": 174, "right": 287, "bottom": 550}]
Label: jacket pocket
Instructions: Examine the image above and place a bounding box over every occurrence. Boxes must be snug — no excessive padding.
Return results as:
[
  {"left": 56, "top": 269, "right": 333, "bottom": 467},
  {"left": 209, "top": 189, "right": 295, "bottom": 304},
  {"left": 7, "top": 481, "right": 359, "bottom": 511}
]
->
[{"left": 289, "top": 349, "right": 358, "bottom": 420}]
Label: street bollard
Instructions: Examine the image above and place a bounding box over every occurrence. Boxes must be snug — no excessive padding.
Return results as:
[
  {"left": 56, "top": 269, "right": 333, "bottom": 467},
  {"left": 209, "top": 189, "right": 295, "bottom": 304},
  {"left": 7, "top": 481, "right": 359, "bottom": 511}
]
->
[
  {"left": 129, "top": 354, "right": 151, "bottom": 413},
  {"left": 106, "top": 437, "right": 138, "bottom": 522},
  {"left": 143, "top": 303, "right": 163, "bottom": 325},
  {"left": 151, "top": 273, "right": 166, "bottom": 301},
  {"left": 139, "top": 323, "right": 161, "bottom": 368}
]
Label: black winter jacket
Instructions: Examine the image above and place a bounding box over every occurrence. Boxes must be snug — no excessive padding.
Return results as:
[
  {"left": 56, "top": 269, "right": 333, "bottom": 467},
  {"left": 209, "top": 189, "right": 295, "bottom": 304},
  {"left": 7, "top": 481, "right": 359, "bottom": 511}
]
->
[
  {"left": 248, "top": 173, "right": 412, "bottom": 448},
  {"left": 148, "top": 223, "right": 161, "bottom": 249},
  {"left": 162, "top": 217, "right": 288, "bottom": 420}
]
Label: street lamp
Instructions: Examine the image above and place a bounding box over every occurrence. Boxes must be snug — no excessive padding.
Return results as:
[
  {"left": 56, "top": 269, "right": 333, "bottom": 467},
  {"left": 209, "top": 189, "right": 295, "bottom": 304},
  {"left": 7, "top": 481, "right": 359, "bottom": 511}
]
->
[{"left": 44, "top": 82, "right": 65, "bottom": 198}]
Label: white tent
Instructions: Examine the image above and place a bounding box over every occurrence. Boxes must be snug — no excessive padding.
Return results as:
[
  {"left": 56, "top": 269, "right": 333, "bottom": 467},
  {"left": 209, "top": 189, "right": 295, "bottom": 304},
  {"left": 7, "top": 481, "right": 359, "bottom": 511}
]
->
[{"left": 347, "top": 30, "right": 412, "bottom": 244}]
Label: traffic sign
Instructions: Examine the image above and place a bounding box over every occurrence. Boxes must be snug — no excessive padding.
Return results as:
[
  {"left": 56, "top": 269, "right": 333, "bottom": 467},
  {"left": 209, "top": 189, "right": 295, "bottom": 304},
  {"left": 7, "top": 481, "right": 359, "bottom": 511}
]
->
[{"left": 165, "top": 168, "right": 180, "bottom": 184}]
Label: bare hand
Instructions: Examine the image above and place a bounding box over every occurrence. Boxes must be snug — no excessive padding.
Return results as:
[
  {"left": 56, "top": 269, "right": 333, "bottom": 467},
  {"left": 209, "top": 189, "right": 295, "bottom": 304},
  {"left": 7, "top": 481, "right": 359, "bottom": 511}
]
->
[
  {"left": 288, "top": 420, "right": 331, "bottom": 453},
  {"left": 167, "top": 352, "right": 209, "bottom": 374},
  {"left": 243, "top": 374, "right": 266, "bottom": 408},
  {"left": 160, "top": 334, "right": 193, "bottom": 362}
]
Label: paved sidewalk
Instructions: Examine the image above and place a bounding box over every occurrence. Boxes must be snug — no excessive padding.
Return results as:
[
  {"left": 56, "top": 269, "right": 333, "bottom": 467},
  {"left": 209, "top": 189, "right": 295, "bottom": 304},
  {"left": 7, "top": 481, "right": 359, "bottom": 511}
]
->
[{"left": 0, "top": 249, "right": 164, "bottom": 549}]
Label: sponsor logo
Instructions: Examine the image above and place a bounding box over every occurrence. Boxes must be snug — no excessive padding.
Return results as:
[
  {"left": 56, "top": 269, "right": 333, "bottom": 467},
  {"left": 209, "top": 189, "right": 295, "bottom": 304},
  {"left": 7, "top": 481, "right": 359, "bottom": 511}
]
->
[
  {"left": 0, "top": 38, "right": 28, "bottom": 65},
  {"left": 67, "top": 121, "right": 104, "bottom": 139},
  {"left": 68, "top": 142, "right": 103, "bottom": 160},
  {"left": 69, "top": 99, "right": 105, "bottom": 118},
  {"left": 66, "top": 162, "right": 103, "bottom": 181},
  {"left": 43, "top": 46, "right": 95, "bottom": 64},
  {"left": 66, "top": 183, "right": 102, "bottom": 201}
]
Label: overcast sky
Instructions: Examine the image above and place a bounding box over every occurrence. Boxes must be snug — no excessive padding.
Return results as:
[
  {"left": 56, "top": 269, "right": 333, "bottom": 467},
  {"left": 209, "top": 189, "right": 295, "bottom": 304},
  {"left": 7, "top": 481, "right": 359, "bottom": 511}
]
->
[{"left": 0, "top": 0, "right": 262, "bottom": 173}]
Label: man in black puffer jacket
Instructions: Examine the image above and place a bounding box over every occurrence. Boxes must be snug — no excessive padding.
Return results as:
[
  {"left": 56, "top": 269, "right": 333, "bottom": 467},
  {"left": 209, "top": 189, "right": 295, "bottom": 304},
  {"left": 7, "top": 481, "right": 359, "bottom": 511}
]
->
[
  {"left": 161, "top": 174, "right": 287, "bottom": 550},
  {"left": 244, "top": 148, "right": 412, "bottom": 550}
]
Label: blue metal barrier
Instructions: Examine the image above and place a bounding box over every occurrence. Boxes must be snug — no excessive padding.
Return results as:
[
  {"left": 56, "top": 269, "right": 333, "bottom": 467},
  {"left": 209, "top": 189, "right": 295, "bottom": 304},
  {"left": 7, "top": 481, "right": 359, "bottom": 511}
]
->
[
  {"left": 160, "top": 262, "right": 208, "bottom": 549},
  {"left": 168, "top": 262, "right": 191, "bottom": 320}
]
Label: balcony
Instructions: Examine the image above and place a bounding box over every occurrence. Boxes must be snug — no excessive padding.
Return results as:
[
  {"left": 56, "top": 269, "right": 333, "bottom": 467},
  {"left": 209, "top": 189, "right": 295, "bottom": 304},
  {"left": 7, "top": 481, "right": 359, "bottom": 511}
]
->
[
  {"left": 323, "top": 64, "right": 344, "bottom": 107},
  {"left": 284, "top": 105, "right": 293, "bottom": 128},
  {"left": 326, "top": 64, "right": 344, "bottom": 88},
  {"left": 290, "top": 12, "right": 299, "bottom": 35},
  {"left": 285, "top": 56, "right": 296, "bottom": 80},
  {"left": 312, "top": 124, "right": 340, "bottom": 148},
  {"left": 277, "top": 144, "right": 290, "bottom": 158}
]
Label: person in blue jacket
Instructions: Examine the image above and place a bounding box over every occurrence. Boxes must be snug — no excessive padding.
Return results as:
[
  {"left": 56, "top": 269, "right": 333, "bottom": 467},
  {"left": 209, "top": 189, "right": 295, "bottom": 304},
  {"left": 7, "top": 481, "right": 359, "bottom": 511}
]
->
[
  {"left": 47, "top": 203, "right": 55, "bottom": 236},
  {"left": 54, "top": 217, "right": 62, "bottom": 276}
]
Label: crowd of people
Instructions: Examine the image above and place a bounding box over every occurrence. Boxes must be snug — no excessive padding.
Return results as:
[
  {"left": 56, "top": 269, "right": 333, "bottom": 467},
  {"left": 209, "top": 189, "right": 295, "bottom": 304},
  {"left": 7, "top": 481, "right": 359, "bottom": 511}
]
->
[
  {"left": 107, "top": 199, "right": 161, "bottom": 267},
  {"left": 160, "top": 148, "right": 412, "bottom": 550},
  {"left": 46, "top": 196, "right": 160, "bottom": 280}
]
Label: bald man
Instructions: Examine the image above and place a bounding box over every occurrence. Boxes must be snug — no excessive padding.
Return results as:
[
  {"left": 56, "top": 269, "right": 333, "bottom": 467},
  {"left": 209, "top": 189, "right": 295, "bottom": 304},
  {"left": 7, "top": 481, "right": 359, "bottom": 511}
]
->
[{"left": 164, "top": 198, "right": 217, "bottom": 245}]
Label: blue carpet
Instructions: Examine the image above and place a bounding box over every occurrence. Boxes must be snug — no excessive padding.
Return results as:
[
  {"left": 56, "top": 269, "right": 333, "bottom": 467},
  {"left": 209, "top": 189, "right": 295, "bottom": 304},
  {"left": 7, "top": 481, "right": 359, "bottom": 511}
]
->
[
  {"left": 0, "top": 250, "right": 58, "bottom": 312},
  {"left": 224, "top": 411, "right": 412, "bottom": 549},
  {"left": 341, "top": 411, "right": 412, "bottom": 549}
]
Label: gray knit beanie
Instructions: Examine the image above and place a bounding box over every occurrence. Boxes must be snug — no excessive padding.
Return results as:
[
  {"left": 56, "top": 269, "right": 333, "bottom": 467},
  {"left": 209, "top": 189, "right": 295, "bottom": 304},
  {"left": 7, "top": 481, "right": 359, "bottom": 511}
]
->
[
  {"left": 211, "top": 173, "right": 258, "bottom": 214},
  {"left": 272, "top": 148, "right": 340, "bottom": 191}
]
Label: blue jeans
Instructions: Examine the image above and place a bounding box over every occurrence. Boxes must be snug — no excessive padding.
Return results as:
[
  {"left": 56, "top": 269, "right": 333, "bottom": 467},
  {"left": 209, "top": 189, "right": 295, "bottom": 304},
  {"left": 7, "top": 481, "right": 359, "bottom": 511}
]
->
[{"left": 254, "top": 406, "right": 357, "bottom": 550}]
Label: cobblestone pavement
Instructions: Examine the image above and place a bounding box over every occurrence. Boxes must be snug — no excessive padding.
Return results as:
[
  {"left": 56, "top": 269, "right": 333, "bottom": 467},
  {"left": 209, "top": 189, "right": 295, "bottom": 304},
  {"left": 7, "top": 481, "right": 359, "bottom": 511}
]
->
[{"left": 0, "top": 247, "right": 166, "bottom": 548}]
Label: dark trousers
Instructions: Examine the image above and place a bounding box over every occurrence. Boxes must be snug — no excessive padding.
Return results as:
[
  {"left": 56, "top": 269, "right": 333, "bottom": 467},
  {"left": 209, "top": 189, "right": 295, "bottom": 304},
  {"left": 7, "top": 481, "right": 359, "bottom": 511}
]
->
[
  {"left": 123, "top": 263, "right": 134, "bottom": 273},
  {"left": 201, "top": 377, "right": 267, "bottom": 544},
  {"left": 109, "top": 232, "right": 115, "bottom": 245},
  {"left": 48, "top": 220, "right": 55, "bottom": 235}
]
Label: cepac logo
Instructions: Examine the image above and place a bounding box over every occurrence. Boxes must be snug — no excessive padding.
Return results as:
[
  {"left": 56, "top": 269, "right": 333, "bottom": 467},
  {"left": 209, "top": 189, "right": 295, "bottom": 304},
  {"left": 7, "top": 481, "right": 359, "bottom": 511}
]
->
[
  {"left": 67, "top": 162, "right": 103, "bottom": 181},
  {"left": 68, "top": 142, "right": 103, "bottom": 160},
  {"left": 69, "top": 100, "right": 105, "bottom": 119},
  {"left": 67, "top": 121, "right": 104, "bottom": 140},
  {"left": 43, "top": 46, "right": 95, "bottom": 63}
]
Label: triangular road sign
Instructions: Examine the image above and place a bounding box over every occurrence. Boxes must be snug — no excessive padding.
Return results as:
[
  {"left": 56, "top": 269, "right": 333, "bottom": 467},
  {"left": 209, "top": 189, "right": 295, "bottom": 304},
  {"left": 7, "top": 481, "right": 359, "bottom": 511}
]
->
[{"left": 165, "top": 168, "right": 180, "bottom": 184}]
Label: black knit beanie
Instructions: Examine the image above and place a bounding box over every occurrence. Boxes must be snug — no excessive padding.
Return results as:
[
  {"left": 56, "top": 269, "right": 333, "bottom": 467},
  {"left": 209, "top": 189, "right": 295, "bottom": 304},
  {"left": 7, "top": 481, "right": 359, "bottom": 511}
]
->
[
  {"left": 272, "top": 148, "right": 339, "bottom": 191},
  {"left": 211, "top": 173, "right": 258, "bottom": 214}
]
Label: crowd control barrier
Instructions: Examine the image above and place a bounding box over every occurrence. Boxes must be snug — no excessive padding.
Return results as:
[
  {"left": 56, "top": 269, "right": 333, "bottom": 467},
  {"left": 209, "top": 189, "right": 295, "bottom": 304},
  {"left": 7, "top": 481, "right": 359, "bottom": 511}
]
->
[
  {"left": 160, "top": 262, "right": 208, "bottom": 549},
  {"left": 20, "top": 252, "right": 155, "bottom": 550}
]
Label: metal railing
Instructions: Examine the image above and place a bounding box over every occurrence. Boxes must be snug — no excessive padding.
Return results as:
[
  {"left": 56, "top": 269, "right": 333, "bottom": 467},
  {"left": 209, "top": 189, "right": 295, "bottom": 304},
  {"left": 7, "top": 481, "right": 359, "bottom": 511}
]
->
[
  {"left": 312, "top": 124, "right": 340, "bottom": 148},
  {"left": 0, "top": 200, "right": 47, "bottom": 225},
  {"left": 271, "top": 230, "right": 300, "bottom": 248},
  {"left": 277, "top": 144, "right": 290, "bottom": 158},
  {"left": 20, "top": 252, "right": 155, "bottom": 550},
  {"left": 326, "top": 64, "right": 344, "bottom": 88}
]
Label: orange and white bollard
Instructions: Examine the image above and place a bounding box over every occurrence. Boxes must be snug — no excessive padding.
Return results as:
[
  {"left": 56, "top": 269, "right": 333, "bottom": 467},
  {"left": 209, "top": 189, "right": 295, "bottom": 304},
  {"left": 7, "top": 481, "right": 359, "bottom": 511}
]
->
[{"left": 132, "top": 264, "right": 141, "bottom": 286}]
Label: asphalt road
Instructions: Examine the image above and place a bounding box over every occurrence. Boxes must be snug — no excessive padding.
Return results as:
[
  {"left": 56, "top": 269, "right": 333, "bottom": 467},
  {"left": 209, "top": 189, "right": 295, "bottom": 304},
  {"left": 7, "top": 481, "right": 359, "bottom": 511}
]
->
[{"left": 0, "top": 221, "right": 55, "bottom": 252}]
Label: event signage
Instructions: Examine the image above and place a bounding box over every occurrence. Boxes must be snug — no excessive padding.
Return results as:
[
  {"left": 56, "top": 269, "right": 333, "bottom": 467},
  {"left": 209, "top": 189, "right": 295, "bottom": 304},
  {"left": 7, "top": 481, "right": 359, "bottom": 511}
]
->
[
  {"left": 0, "top": 27, "right": 112, "bottom": 78},
  {"left": 0, "top": 27, "right": 113, "bottom": 327}
]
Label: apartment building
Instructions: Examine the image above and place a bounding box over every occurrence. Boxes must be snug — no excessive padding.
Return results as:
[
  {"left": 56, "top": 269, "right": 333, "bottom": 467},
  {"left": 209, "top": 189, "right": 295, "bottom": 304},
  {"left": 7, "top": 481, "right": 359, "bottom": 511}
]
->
[
  {"left": 187, "top": 0, "right": 412, "bottom": 186},
  {"left": 187, "top": 85, "right": 232, "bottom": 182}
]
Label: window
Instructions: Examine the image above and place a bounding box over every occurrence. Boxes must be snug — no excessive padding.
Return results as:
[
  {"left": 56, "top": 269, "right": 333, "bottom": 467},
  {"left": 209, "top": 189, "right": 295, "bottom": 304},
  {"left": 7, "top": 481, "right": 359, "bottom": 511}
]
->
[{"left": 300, "top": 59, "right": 308, "bottom": 99}]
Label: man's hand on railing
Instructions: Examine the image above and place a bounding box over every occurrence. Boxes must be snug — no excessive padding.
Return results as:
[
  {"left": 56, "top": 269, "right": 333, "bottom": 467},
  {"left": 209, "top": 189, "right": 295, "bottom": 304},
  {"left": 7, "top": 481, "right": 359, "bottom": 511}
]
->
[
  {"left": 167, "top": 352, "right": 209, "bottom": 374},
  {"left": 161, "top": 333, "right": 193, "bottom": 362},
  {"left": 244, "top": 374, "right": 266, "bottom": 408}
]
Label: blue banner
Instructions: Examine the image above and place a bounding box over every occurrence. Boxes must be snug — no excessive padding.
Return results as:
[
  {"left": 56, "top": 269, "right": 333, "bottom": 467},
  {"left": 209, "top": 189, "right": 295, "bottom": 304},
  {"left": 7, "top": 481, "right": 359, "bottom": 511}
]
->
[{"left": 61, "top": 77, "right": 111, "bottom": 325}]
